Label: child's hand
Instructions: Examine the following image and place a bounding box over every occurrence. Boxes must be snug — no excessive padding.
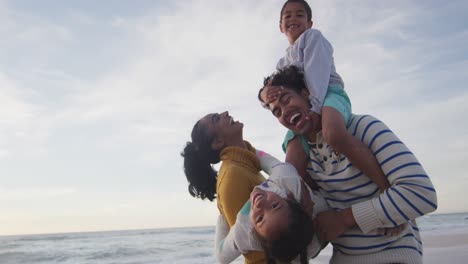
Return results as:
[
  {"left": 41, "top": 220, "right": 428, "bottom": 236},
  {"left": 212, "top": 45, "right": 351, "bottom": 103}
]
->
[{"left": 260, "top": 85, "right": 283, "bottom": 105}]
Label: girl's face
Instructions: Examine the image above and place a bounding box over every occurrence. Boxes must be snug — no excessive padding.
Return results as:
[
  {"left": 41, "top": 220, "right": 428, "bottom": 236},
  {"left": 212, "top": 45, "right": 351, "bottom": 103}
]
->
[
  {"left": 280, "top": 2, "right": 313, "bottom": 44},
  {"left": 250, "top": 188, "right": 290, "bottom": 240},
  {"left": 198, "top": 111, "right": 244, "bottom": 149}
]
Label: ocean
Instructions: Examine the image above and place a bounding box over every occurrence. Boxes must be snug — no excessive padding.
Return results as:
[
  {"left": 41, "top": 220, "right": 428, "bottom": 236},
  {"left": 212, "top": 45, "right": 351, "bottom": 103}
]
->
[{"left": 1, "top": 213, "right": 467, "bottom": 264}]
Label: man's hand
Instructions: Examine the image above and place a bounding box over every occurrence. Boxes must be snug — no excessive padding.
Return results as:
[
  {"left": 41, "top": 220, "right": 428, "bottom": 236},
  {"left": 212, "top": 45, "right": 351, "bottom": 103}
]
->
[{"left": 313, "top": 208, "right": 356, "bottom": 241}]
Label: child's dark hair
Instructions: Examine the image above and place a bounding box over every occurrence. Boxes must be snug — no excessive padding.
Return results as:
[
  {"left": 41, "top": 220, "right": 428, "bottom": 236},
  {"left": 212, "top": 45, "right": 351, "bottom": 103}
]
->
[
  {"left": 258, "top": 65, "right": 307, "bottom": 107},
  {"left": 181, "top": 120, "right": 221, "bottom": 201},
  {"left": 280, "top": 0, "right": 313, "bottom": 23},
  {"left": 255, "top": 199, "right": 314, "bottom": 264}
]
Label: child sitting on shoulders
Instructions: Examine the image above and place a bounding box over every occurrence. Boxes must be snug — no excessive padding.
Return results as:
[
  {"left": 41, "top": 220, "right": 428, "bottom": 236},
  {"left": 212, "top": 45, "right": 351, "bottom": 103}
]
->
[{"left": 260, "top": 0, "right": 390, "bottom": 192}]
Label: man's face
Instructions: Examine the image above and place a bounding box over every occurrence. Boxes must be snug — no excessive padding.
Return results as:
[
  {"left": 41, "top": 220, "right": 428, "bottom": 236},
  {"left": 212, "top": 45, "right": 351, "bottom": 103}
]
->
[{"left": 266, "top": 85, "right": 315, "bottom": 135}]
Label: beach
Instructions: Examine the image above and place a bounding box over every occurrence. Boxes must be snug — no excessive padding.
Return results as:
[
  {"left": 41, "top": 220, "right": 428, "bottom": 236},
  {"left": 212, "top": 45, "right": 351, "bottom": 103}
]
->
[
  {"left": 422, "top": 227, "right": 468, "bottom": 264},
  {"left": 247, "top": 213, "right": 468, "bottom": 264},
  {"left": 310, "top": 227, "right": 468, "bottom": 264}
]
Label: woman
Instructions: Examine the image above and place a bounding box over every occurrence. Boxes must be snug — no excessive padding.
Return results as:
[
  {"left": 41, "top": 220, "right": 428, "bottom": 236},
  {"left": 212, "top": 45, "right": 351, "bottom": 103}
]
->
[{"left": 181, "top": 111, "right": 266, "bottom": 264}]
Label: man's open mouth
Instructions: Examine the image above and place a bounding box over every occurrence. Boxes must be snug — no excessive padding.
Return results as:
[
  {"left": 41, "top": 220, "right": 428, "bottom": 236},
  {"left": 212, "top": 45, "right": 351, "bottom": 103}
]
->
[{"left": 289, "top": 112, "right": 302, "bottom": 125}]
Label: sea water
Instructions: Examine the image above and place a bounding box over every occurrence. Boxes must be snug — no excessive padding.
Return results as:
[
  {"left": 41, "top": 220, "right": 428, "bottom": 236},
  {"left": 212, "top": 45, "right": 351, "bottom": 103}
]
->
[{"left": 1, "top": 213, "right": 467, "bottom": 264}]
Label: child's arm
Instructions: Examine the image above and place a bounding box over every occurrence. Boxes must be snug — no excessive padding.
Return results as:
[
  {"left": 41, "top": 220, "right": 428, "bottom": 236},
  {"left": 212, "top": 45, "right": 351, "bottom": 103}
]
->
[
  {"left": 256, "top": 149, "right": 312, "bottom": 204},
  {"left": 215, "top": 213, "right": 263, "bottom": 264},
  {"left": 214, "top": 214, "right": 241, "bottom": 264},
  {"left": 255, "top": 149, "right": 282, "bottom": 175},
  {"left": 299, "top": 29, "right": 335, "bottom": 114}
]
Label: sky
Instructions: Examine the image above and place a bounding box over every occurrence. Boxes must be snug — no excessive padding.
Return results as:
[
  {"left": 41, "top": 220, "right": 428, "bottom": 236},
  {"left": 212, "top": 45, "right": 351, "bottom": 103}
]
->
[{"left": 1, "top": 0, "right": 467, "bottom": 236}]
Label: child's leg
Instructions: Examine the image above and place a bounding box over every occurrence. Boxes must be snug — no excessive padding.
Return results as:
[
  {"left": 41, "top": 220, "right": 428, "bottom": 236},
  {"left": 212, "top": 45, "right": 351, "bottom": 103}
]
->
[
  {"left": 285, "top": 136, "right": 319, "bottom": 190},
  {"left": 321, "top": 107, "right": 390, "bottom": 191}
]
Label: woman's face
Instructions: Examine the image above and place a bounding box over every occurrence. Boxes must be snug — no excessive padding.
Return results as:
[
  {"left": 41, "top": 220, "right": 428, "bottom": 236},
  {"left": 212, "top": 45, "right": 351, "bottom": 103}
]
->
[
  {"left": 250, "top": 187, "right": 290, "bottom": 240},
  {"left": 198, "top": 111, "right": 243, "bottom": 148}
]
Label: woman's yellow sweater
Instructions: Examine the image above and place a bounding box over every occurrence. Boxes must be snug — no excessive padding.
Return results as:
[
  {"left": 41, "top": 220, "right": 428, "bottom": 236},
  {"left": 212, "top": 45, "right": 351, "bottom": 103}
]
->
[{"left": 216, "top": 141, "right": 266, "bottom": 264}]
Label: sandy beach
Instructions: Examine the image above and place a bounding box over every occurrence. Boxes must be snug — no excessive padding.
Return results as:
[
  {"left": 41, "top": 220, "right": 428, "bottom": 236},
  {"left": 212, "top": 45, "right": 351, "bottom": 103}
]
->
[
  {"left": 308, "top": 226, "right": 468, "bottom": 264},
  {"left": 422, "top": 227, "right": 468, "bottom": 264}
]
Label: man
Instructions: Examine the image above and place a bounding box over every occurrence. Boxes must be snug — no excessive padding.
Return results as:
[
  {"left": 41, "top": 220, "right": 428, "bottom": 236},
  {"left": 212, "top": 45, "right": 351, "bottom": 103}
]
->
[{"left": 259, "top": 65, "right": 437, "bottom": 263}]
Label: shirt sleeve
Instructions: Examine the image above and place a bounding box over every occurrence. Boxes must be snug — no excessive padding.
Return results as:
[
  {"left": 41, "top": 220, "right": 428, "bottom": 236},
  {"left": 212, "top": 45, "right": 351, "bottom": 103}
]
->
[
  {"left": 350, "top": 115, "right": 438, "bottom": 233},
  {"left": 215, "top": 214, "right": 242, "bottom": 264},
  {"left": 256, "top": 150, "right": 306, "bottom": 206},
  {"left": 255, "top": 149, "right": 282, "bottom": 174},
  {"left": 300, "top": 29, "right": 334, "bottom": 114}
]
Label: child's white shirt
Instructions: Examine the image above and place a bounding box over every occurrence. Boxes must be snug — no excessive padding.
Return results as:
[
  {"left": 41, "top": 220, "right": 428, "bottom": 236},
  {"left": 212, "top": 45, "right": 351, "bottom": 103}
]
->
[{"left": 215, "top": 150, "right": 329, "bottom": 264}]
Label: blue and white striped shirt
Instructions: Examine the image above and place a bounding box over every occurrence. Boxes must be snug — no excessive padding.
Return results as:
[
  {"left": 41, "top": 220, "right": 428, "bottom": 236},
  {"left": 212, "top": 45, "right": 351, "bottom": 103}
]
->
[{"left": 307, "top": 115, "right": 437, "bottom": 261}]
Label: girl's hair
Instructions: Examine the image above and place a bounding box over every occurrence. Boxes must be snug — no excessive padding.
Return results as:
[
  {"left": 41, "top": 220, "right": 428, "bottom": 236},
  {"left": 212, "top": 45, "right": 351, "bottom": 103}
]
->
[
  {"left": 255, "top": 199, "right": 315, "bottom": 264},
  {"left": 280, "top": 0, "right": 313, "bottom": 23},
  {"left": 258, "top": 65, "right": 307, "bottom": 106},
  {"left": 181, "top": 120, "right": 221, "bottom": 201}
]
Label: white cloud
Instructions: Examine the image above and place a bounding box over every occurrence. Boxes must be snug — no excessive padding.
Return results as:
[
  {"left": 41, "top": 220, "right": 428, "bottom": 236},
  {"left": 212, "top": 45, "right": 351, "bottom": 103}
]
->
[{"left": 0, "top": 0, "right": 467, "bottom": 235}]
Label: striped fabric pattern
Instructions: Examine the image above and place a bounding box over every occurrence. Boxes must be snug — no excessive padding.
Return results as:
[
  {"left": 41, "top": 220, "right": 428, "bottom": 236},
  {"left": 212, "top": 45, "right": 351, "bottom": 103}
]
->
[{"left": 307, "top": 115, "right": 437, "bottom": 261}]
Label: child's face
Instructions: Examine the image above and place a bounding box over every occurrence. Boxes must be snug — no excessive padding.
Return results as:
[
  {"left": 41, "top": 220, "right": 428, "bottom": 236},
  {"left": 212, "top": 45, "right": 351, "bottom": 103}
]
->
[
  {"left": 280, "top": 2, "right": 313, "bottom": 45},
  {"left": 250, "top": 187, "right": 290, "bottom": 240}
]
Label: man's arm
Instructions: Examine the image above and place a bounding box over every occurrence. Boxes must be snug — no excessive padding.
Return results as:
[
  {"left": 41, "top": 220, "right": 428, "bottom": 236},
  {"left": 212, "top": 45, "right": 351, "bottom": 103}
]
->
[
  {"left": 351, "top": 115, "right": 437, "bottom": 233},
  {"left": 315, "top": 115, "right": 438, "bottom": 239}
]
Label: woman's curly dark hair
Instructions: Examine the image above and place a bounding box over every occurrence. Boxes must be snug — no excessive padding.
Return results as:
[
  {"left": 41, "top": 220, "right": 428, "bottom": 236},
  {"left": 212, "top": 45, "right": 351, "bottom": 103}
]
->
[{"left": 181, "top": 120, "right": 221, "bottom": 201}]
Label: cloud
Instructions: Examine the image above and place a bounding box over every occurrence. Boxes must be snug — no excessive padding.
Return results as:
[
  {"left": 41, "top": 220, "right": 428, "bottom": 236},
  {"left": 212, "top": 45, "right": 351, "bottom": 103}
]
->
[
  {"left": 0, "top": 187, "right": 76, "bottom": 201},
  {"left": 0, "top": 0, "right": 467, "bottom": 234}
]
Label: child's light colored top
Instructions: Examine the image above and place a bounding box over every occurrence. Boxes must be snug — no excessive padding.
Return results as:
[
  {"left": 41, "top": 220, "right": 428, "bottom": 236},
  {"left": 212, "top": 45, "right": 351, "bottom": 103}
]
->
[
  {"left": 277, "top": 28, "right": 344, "bottom": 114},
  {"left": 215, "top": 150, "right": 329, "bottom": 264}
]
